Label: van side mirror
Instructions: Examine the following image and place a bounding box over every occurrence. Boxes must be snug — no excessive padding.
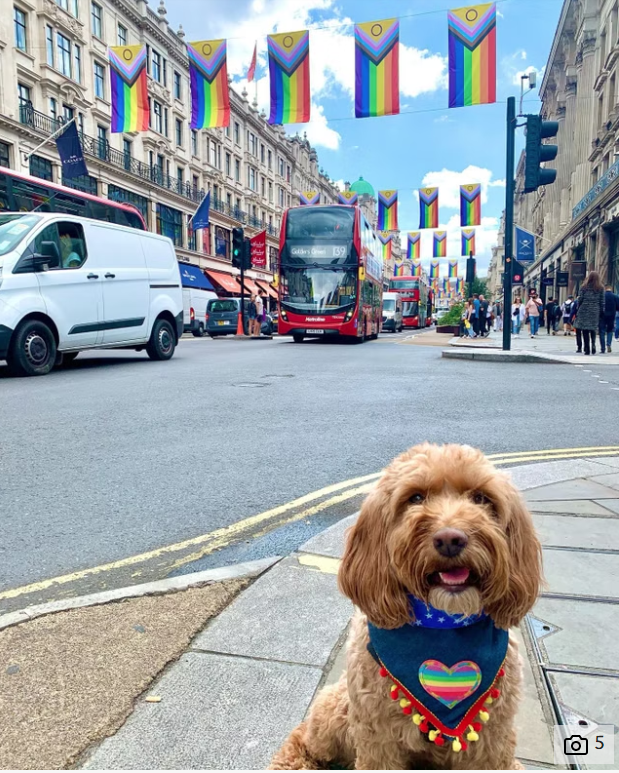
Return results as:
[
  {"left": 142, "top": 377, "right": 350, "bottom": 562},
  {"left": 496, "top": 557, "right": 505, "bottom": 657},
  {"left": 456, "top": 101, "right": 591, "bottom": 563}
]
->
[{"left": 33, "top": 241, "right": 60, "bottom": 271}]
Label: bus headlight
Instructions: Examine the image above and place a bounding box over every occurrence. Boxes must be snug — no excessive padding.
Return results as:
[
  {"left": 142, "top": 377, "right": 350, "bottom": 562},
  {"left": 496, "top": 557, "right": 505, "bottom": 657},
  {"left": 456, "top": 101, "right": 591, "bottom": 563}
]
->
[
  {"left": 344, "top": 309, "right": 354, "bottom": 322},
  {"left": 280, "top": 309, "right": 288, "bottom": 321}
]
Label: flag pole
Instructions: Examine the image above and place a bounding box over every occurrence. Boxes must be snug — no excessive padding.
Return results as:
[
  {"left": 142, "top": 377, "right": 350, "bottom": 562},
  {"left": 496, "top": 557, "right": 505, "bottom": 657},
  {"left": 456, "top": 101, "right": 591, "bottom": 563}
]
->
[
  {"left": 254, "top": 40, "right": 258, "bottom": 106},
  {"left": 24, "top": 116, "right": 77, "bottom": 161}
]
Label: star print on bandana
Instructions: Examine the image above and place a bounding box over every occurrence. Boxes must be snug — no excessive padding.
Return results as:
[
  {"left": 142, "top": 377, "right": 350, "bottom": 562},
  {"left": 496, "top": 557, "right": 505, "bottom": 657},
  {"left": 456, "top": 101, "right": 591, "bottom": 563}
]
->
[{"left": 408, "top": 596, "right": 487, "bottom": 630}]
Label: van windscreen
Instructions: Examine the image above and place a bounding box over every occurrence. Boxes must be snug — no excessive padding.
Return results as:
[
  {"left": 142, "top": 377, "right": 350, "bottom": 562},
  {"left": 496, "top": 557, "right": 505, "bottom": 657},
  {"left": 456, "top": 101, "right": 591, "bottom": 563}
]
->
[{"left": 208, "top": 300, "right": 237, "bottom": 312}]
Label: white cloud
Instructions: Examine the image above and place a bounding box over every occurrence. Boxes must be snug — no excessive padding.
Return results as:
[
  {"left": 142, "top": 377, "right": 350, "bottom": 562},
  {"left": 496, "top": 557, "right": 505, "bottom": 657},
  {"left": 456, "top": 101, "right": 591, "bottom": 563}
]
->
[
  {"left": 303, "top": 103, "right": 341, "bottom": 150},
  {"left": 420, "top": 166, "right": 505, "bottom": 209},
  {"left": 399, "top": 45, "right": 447, "bottom": 98},
  {"left": 331, "top": 178, "right": 346, "bottom": 191}
]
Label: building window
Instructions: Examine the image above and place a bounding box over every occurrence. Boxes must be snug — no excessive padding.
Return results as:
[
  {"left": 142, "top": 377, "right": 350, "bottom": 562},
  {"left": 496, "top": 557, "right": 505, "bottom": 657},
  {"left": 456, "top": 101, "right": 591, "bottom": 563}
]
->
[
  {"left": 63, "top": 173, "right": 98, "bottom": 195},
  {"left": 187, "top": 215, "right": 196, "bottom": 251},
  {"left": 14, "top": 7, "right": 27, "bottom": 51},
  {"left": 268, "top": 180, "right": 273, "bottom": 203},
  {"left": 278, "top": 157, "right": 284, "bottom": 177},
  {"left": 153, "top": 100, "right": 162, "bottom": 133},
  {"left": 260, "top": 143, "right": 265, "bottom": 164},
  {"left": 73, "top": 44, "right": 81, "bottom": 82},
  {"left": 598, "top": 93, "right": 605, "bottom": 127},
  {"left": 156, "top": 203, "right": 183, "bottom": 247},
  {"left": 279, "top": 186, "right": 284, "bottom": 206},
  {"left": 191, "top": 129, "right": 198, "bottom": 156},
  {"left": 234, "top": 121, "right": 240, "bottom": 144},
  {"left": 108, "top": 184, "right": 150, "bottom": 225},
  {"left": 286, "top": 164, "right": 291, "bottom": 182},
  {"left": 117, "top": 23, "right": 126, "bottom": 46},
  {"left": 261, "top": 176, "right": 265, "bottom": 197},
  {"left": 0, "top": 142, "right": 10, "bottom": 168},
  {"left": 164, "top": 108, "right": 169, "bottom": 137},
  {"left": 56, "top": 0, "right": 78, "bottom": 15},
  {"left": 91, "top": 1, "right": 102, "bottom": 38},
  {"left": 17, "top": 82, "right": 31, "bottom": 108},
  {"left": 215, "top": 226, "right": 229, "bottom": 259},
  {"left": 225, "top": 152, "right": 231, "bottom": 176},
  {"left": 247, "top": 131, "right": 257, "bottom": 156},
  {"left": 268, "top": 149, "right": 272, "bottom": 170},
  {"left": 94, "top": 61, "right": 105, "bottom": 98},
  {"left": 57, "top": 32, "right": 71, "bottom": 77},
  {"left": 173, "top": 70, "right": 181, "bottom": 100},
  {"left": 234, "top": 158, "right": 240, "bottom": 182},
  {"left": 49, "top": 97, "right": 57, "bottom": 121},
  {"left": 96, "top": 124, "right": 107, "bottom": 160},
  {"left": 610, "top": 73, "right": 616, "bottom": 114},
  {"left": 78, "top": 112, "right": 84, "bottom": 135},
  {"left": 151, "top": 49, "right": 161, "bottom": 82},
  {"left": 63, "top": 103, "right": 74, "bottom": 122},
  {"left": 176, "top": 166, "right": 184, "bottom": 188},
  {"left": 162, "top": 58, "right": 167, "bottom": 87},
  {"left": 225, "top": 124, "right": 230, "bottom": 138},
  {"left": 248, "top": 167, "right": 256, "bottom": 191},
  {"left": 175, "top": 118, "right": 182, "bottom": 146},
  {"left": 29, "top": 154, "right": 53, "bottom": 181},
  {"left": 46, "top": 25, "right": 54, "bottom": 65}
]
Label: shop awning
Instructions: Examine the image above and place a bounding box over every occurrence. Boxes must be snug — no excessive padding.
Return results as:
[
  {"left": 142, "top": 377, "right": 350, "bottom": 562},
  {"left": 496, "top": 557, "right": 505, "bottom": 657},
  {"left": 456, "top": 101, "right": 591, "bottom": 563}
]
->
[
  {"left": 204, "top": 270, "right": 242, "bottom": 294},
  {"left": 242, "top": 277, "right": 261, "bottom": 295},
  {"left": 256, "top": 280, "right": 278, "bottom": 299},
  {"left": 179, "top": 263, "right": 215, "bottom": 291}
]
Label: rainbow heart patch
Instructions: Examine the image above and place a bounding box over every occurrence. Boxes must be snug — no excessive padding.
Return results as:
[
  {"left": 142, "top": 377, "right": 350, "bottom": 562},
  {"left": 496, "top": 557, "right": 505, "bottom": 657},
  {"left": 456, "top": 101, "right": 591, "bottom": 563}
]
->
[{"left": 419, "top": 659, "right": 481, "bottom": 709}]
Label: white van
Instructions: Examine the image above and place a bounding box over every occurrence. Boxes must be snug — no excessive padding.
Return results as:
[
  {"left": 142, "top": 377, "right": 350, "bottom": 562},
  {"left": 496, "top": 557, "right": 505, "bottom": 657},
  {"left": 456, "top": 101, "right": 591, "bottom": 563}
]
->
[
  {"left": 0, "top": 212, "right": 183, "bottom": 376},
  {"left": 382, "top": 291, "right": 403, "bottom": 333},
  {"left": 179, "top": 264, "right": 217, "bottom": 337}
]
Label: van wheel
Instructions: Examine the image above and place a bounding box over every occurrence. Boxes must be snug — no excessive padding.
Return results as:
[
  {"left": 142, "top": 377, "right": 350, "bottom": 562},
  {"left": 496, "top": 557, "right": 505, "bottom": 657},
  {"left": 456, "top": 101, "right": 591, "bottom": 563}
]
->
[
  {"left": 8, "top": 319, "right": 57, "bottom": 376},
  {"left": 147, "top": 318, "right": 176, "bottom": 361},
  {"left": 193, "top": 323, "right": 205, "bottom": 338},
  {"left": 293, "top": 334, "right": 304, "bottom": 343}
]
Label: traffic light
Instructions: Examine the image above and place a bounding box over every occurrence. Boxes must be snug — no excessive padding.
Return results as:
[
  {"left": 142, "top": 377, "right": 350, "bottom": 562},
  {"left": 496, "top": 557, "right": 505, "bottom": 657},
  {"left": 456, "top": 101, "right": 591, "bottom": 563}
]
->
[
  {"left": 523, "top": 115, "right": 559, "bottom": 193},
  {"left": 465, "top": 257, "right": 476, "bottom": 284},
  {"left": 242, "top": 237, "right": 252, "bottom": 270},
  {"left": 232, "top": 227, "right": 244, "bottom": 268}
]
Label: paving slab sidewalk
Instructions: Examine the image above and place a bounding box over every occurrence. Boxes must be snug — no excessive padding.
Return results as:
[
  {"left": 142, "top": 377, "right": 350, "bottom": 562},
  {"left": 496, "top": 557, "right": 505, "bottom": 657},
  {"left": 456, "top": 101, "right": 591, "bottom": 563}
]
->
[{"left": 73, "top": 456, "right": 619, "bottom": 771}]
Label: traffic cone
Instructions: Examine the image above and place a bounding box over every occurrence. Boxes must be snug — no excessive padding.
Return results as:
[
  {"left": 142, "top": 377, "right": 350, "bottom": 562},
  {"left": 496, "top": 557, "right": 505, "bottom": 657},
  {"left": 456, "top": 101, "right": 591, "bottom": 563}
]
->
[{"left": 236, "top": 310, "right": 245, "bottom": 336}]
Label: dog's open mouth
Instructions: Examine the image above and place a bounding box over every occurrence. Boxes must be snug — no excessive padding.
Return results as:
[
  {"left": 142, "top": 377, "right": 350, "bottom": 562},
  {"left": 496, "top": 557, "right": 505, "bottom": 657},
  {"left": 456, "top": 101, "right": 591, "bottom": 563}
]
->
[{"left": 427, "top": 567, "right": 478, "bottom": 593}]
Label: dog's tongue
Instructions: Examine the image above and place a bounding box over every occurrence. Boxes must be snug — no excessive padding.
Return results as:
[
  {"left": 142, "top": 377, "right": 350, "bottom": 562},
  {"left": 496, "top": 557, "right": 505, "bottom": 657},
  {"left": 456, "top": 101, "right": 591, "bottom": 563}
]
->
[{"left": 439, "top": 567, "right": 470, "bottom": 585}]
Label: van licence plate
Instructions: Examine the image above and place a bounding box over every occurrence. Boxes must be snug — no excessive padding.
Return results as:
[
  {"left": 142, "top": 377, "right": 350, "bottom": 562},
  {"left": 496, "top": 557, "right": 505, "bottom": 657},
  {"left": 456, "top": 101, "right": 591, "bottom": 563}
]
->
[
  {"left": 217, "top": 320, "right": 227, "bottom": 325},
  {"left": 306, "top": 329, "right": 324, "bottom": 334}
]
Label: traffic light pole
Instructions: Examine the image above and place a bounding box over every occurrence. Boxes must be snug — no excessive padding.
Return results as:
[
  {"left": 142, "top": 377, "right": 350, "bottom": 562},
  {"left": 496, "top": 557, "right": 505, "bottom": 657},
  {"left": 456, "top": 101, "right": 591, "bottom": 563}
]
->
[
  {"left": 240, "top": 248, "right": 245, "bottom": 336},
  {"left": 503, "top": 96, "right": 516, "bottom": 352}
]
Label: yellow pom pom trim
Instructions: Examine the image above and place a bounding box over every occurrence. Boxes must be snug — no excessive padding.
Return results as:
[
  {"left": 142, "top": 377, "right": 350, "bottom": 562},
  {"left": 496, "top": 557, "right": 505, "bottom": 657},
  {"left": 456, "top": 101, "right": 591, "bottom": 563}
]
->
[
  {"left": 428, "top": 729, "right": 439, "bottom": 742},
  {"left": 412, "top": 713, "right": 423, "bottom": 725},
  {"left": 485, "top": 696, "right": 494, "bottom": 704},
  {"left": 479, "top": 710, "right": 490, "bottom": 722},
  {"left": 390, "top": 684, "right": 398, "bottom": 692},
  {"left": 466, "top": 730, "right": 479, "bottom": 742},
  {"left": 399, "top": 698, "right": 411, "bottom": 708},
  {"left": 452, "top": 739, "right": 462, "bottom": 753}
]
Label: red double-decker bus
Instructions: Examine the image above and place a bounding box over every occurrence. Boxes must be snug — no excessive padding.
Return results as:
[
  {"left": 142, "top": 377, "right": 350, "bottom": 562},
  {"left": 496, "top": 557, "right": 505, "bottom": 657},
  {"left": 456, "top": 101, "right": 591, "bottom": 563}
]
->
[
  {"left": 388, "top": 276, "right": 429, "bottom": 328},
  {"left": 277, "top": 205, "right": 383, "bottom": 343}
]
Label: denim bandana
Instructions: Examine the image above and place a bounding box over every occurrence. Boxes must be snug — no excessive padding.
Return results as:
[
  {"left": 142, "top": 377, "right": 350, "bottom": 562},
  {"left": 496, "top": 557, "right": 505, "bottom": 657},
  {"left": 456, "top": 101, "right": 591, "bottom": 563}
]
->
[{"left": 367, "top": 596, "right": 509, "bottom": 754}]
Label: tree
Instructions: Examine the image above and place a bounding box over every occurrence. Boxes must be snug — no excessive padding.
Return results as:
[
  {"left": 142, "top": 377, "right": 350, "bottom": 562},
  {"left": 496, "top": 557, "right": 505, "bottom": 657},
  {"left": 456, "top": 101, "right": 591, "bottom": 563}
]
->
[{"left": 466, "top": 277, "right": 488, "bottom": 298}]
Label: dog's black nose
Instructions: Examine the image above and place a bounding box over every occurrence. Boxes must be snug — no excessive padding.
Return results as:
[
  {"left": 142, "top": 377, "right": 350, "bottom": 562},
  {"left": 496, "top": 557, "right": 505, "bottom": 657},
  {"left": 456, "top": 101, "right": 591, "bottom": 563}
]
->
[{"left": 433, "top": 528, "right": 468, "bottom": 558}]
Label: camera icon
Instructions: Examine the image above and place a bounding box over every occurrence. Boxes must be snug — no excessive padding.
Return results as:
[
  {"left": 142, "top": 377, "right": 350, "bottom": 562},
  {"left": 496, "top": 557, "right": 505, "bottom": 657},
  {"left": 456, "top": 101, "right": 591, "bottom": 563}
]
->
[{"left": 564, "top": 735, "right": 588, "bottom": 756}]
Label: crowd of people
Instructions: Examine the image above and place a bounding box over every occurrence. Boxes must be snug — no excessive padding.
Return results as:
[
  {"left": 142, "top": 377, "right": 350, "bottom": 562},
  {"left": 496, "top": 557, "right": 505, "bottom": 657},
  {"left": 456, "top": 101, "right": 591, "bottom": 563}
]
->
[{"left": 458, "top": 272, "right": 619, "bottom": 356}]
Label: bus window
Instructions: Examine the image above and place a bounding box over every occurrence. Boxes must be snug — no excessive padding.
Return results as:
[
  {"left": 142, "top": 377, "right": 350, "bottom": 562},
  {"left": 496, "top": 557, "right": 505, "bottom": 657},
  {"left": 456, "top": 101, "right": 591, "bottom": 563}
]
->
[{"left": 0, "top": 176, "right": 10, "bottom": 211}]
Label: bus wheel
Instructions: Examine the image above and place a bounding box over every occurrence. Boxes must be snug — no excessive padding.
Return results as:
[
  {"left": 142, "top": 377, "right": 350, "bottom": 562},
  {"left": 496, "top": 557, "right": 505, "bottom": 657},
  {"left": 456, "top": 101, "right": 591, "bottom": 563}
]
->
[{"left": 293, "top": 334, "right": 304, "bottom": 343}]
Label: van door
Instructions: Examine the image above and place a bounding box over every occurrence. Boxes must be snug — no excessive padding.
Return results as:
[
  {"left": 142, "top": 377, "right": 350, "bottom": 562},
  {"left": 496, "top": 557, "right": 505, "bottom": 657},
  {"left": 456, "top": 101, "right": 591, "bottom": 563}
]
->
[
  {"left": 89, "top": 224, "right": 149, "bottom": 344},
  {"left": 24, "top": 220, "right": 103, "bottom": 350}
]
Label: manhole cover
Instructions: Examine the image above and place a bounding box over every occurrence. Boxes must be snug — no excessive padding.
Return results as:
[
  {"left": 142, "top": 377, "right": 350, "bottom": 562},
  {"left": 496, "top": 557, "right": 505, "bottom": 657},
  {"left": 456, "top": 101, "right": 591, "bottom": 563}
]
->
[{"left": 233, "top": 382, "right": 270, "bottom": 388}]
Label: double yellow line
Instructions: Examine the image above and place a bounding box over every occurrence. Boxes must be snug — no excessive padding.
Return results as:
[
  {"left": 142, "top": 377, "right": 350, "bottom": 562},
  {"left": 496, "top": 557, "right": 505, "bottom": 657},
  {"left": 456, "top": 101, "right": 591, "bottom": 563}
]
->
[{"left": 2, "top": 445, "right": 618, "bottom": 604}]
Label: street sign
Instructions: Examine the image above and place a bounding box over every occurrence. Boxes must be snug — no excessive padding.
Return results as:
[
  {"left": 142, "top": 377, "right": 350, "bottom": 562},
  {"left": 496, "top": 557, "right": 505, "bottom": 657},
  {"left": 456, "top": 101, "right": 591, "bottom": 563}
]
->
[
  {"left": 512, "top": 259, "right": 524, "bottom": 286},
  {"left": 515, "top": 226, "right": 536, "bottom": 263},
  {"left": 571, "top": 261, "right": 587, "bottom": 280},
  {"left": 557, "top": 271, "right": 569, "bottom": 287},
  {"left": 542, "top": 277, "right": 554, "bottom": 286}
]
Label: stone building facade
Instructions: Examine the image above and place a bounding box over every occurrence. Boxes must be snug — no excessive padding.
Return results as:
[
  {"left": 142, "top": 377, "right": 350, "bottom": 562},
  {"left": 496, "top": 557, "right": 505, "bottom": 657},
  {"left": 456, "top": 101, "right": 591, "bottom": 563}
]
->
[
  {"left": 488, "top": 0, "right": 619, "bottom": 303},
  {"left": 0, "top": 0, "right": 340, "bottom": 293}
]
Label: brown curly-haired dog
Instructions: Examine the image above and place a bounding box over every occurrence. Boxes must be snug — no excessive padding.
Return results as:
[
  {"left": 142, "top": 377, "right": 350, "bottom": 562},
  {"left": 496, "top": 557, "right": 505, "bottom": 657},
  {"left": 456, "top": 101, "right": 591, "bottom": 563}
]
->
[{"left": 270, "top": 444, "right": 543, "bottom": 771}]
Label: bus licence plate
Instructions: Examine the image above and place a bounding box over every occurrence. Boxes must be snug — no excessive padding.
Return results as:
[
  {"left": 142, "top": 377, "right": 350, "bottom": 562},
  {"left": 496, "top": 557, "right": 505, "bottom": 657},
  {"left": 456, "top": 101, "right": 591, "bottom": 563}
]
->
[{"left": 306, "top": 329, "right": 324, "bottom": 334}]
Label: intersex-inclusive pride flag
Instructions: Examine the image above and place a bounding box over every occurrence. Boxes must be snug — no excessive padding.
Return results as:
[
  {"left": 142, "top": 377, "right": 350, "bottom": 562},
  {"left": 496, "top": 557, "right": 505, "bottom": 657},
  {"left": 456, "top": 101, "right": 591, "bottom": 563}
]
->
[
  {"left": 109, "top": 45, "right": 149, "bottom": 133},
  {"left": 354, "top": 18, "right": 400, "bottom": 118},
  {"left": 299, "top": 191, "right": 320, "bottom": 206},
  {"left": 268, "top": 30, "right": 310, "bottom": 124},
  {"left": 448, "top": 260, "right": 459, "bottom": 278},
  {"left": 411, "top": 261, "right": 422, "bottom": 277},
  {"left": 377, "top": 190, "right": 398, "bottom": 230},
  {"left": 419, "top": 187, "right": 439, "bottom": 229},
  {"left": 407, "top": 231, "right": 421, "bottom": 260},
  {"left": 433, "top": 231, "right": 447, "bottom": 258},
  {"left": 462, "top": 228, "right": 476, "bottom": 255},
  {"left": 448, "top": 3, "right": 497, "bottom": 108},
  {"left": 393, "top": 262, "right": 405, "bottom": 277},
  {"left": 338, "top": 190, "right": 358, "bottom": 205},
  {"left": 443, "top": 278, "right": 451, "bottom": 292},
  {"left": 188, "top": 40, "right": 230, "bottom": 129},
  {"left": 460, "top": 183, "right": 482, "bottom": 226},
  {"left": 457, "top": 277, "right": 465, "bottom": 295},
  {"left": 430, "top": 260, "right": 440, "bottom": 279},
  {"left": 378, "top": 231, "right": 393, "bottom": 260}
]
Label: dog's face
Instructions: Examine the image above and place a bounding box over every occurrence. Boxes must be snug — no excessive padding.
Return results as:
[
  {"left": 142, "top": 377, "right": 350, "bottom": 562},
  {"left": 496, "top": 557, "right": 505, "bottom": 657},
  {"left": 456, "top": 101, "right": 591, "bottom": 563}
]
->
[{"left": 339, "top": 444, "right": 542, "bottom": 630}]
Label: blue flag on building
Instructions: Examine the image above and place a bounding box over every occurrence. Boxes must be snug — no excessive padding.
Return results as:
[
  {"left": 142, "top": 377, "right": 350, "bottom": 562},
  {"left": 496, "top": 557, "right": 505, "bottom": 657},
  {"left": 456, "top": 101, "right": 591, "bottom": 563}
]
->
[
  {"left": 56, "top": 120, "right": 88, "bottom": 179},
  {"left": 191, "top": 191, "right": 210, "bottom": 230},
  {"left": 515, "top": 225, "right": 536, "bottom": 264}
]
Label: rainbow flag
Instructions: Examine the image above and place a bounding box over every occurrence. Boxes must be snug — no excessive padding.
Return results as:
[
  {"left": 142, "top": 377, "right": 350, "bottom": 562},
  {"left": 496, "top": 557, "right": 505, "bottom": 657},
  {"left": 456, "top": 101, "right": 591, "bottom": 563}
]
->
[
  {"left": 393, "top": 262, "right": 405, "bottom": 277},
  {"left": 462, "top": 228, "right": 476, "bottom": 255},
  {"left": 448, "top": 3, "right": 497, "bottom": 108},
  {"left": 188, "top": 40, "right": 230, "bottom": 129},
  {"left": 457, "top": 277, "right": 465, "bottom": 295},
  {"left": 299, "top": 191, "right": 319, "bottom": 206},
  {"left": 338, "top": 190, "right": 358, "bottom": 205},
  {"left": 377, "top": 190, "right": 398, "bottom": 230},
  {"left": 268, "top": 30, "right": 310, "bottom": 124},
  {"left": 430, "top": 261, "right": 440, "bottom": 279},
  {"left": 448, "top": 260, "right": 459, "bottom": 278},
  {"left": 407, "top": 232, "right": 421, "bottom": 259},
  {"left": 443, "top": 278, "right": 451, "bottom": 293},
  {"left": 354, "top": 18, "right": 399, "bottom": 118},
  {"left": 378, "top": 231, "right": 393, "bottom": 260},
  {"left": 419, "top": 187, "right": 439, "bottom": 228},
  {"left": 433, "top": 231, "right": 447, "bottom": 258},
  {"left": 109, "top": 45, "right": 149, "bottom": 133},
  {"left": 460, "top": 183, "right": 481, "bottom": 226},
  {"left": 411, "top": 261, "right": 422, "bottom": 277},
  {"left": 432, "top": 278, "right": 440, "bottom": 292}
]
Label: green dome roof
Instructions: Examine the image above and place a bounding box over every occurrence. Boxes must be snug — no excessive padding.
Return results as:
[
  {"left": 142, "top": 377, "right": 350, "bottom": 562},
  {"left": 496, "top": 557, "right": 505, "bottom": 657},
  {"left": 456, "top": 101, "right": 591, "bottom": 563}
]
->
[{"left": 349, "top": 176, "right": 375, "bottom": 196}]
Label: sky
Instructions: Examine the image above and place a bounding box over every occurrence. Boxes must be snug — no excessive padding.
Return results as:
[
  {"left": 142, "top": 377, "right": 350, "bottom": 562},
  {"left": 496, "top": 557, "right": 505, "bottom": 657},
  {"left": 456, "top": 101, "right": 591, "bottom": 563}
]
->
[{"left": 165, "top": 0, "right": 564, "bottom": 275}]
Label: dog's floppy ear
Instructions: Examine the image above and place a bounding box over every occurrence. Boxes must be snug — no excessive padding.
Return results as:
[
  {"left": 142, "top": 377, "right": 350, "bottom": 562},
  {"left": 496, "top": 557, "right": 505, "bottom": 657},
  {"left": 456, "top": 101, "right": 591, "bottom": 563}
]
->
[
  {"left": 338, "top": 487, "right": 410, "bottom": 629},
  {"left": 484, "top": 486, "right": 543, "bottom": 629}
]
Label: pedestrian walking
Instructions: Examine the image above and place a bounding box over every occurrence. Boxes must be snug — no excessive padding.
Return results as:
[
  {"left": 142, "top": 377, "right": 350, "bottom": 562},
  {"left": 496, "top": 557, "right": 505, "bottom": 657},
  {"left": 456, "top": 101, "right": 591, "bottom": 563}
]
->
[
  {"left": 574, "top": 271, "right": 604, "bottom": 355},
  {"left": 544, "top": 297, "right": 555, "bottom": 335},
  {"left": 247, "top": 292, "right": 258, "bottom": 336},
  {"left": 511, "top": 297, "right": 523, "bottom": 336},
  {"left": 561, "top": 296, "right": 574, "bottom": 335},
  {"left": 524, "top": 290, "right": 543, "bottom": 337},
  {"left": 472, "top": 294, "right": 480, "bottom": 336},
  {"left": 599, "top": 285, "right": 619, "bottom": 353},
  {"left": 479, "top": 294, "right": 489, "bottom": 336},
  {"left": 464, "top": 298, "right": 476, "bottom": 338},
  {"left": 254, "top": 290, "right": 264, "bottom": 337},
  {"left": 493, "top": 300, "right": 503, "bottom": 332}
]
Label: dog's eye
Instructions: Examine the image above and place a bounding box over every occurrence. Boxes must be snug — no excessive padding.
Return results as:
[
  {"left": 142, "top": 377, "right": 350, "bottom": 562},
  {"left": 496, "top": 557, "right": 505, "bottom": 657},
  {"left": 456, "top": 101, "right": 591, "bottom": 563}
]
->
[
  {"left": 409, "top": 493, "right": 426, "bottom": 505},
  {"left": 472, "top": 491, "right": 492, "bottom": 506}
]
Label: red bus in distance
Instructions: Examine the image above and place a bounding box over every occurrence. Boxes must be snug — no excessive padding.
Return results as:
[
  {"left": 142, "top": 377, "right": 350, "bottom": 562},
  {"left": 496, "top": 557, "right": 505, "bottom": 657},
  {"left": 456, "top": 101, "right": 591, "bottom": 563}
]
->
[
  {"left": 388, "top": 275, "right": 429, "bottom": 328},
  {"left": 0, "top": 166, "right": 146, "bottom": 230},
  {"left": 277, "top": 205, "right": 383, "bottom": 343}
]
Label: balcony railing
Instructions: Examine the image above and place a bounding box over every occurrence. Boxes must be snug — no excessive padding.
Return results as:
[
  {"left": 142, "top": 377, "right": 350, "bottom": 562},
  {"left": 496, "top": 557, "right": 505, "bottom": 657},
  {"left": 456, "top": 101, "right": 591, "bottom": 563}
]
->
[
  {"left": 19, "top": 105, "right": 279, "bottom": 237},
  {"left": 572, "top": 157, "right": 619, "bottom": 220}
]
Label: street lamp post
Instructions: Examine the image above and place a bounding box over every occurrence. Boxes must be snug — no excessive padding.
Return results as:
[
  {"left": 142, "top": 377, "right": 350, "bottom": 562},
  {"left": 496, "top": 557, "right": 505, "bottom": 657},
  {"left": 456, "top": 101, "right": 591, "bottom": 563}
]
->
[{"left": 503, "top": 97, "right": 516, "bottom": 352}]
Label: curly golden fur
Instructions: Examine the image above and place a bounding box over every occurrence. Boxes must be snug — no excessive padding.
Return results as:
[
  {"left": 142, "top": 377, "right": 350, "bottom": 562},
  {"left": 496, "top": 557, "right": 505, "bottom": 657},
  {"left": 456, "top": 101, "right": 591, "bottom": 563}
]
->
[{"left": 270, "top": 444, "right": 543, "bottom": 770}]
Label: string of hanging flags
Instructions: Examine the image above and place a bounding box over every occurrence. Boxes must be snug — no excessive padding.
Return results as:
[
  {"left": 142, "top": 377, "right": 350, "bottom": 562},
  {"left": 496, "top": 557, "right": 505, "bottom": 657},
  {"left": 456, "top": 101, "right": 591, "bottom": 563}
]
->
[{"left": 107, "top": 4, "right": 497, "bottom": 132}]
